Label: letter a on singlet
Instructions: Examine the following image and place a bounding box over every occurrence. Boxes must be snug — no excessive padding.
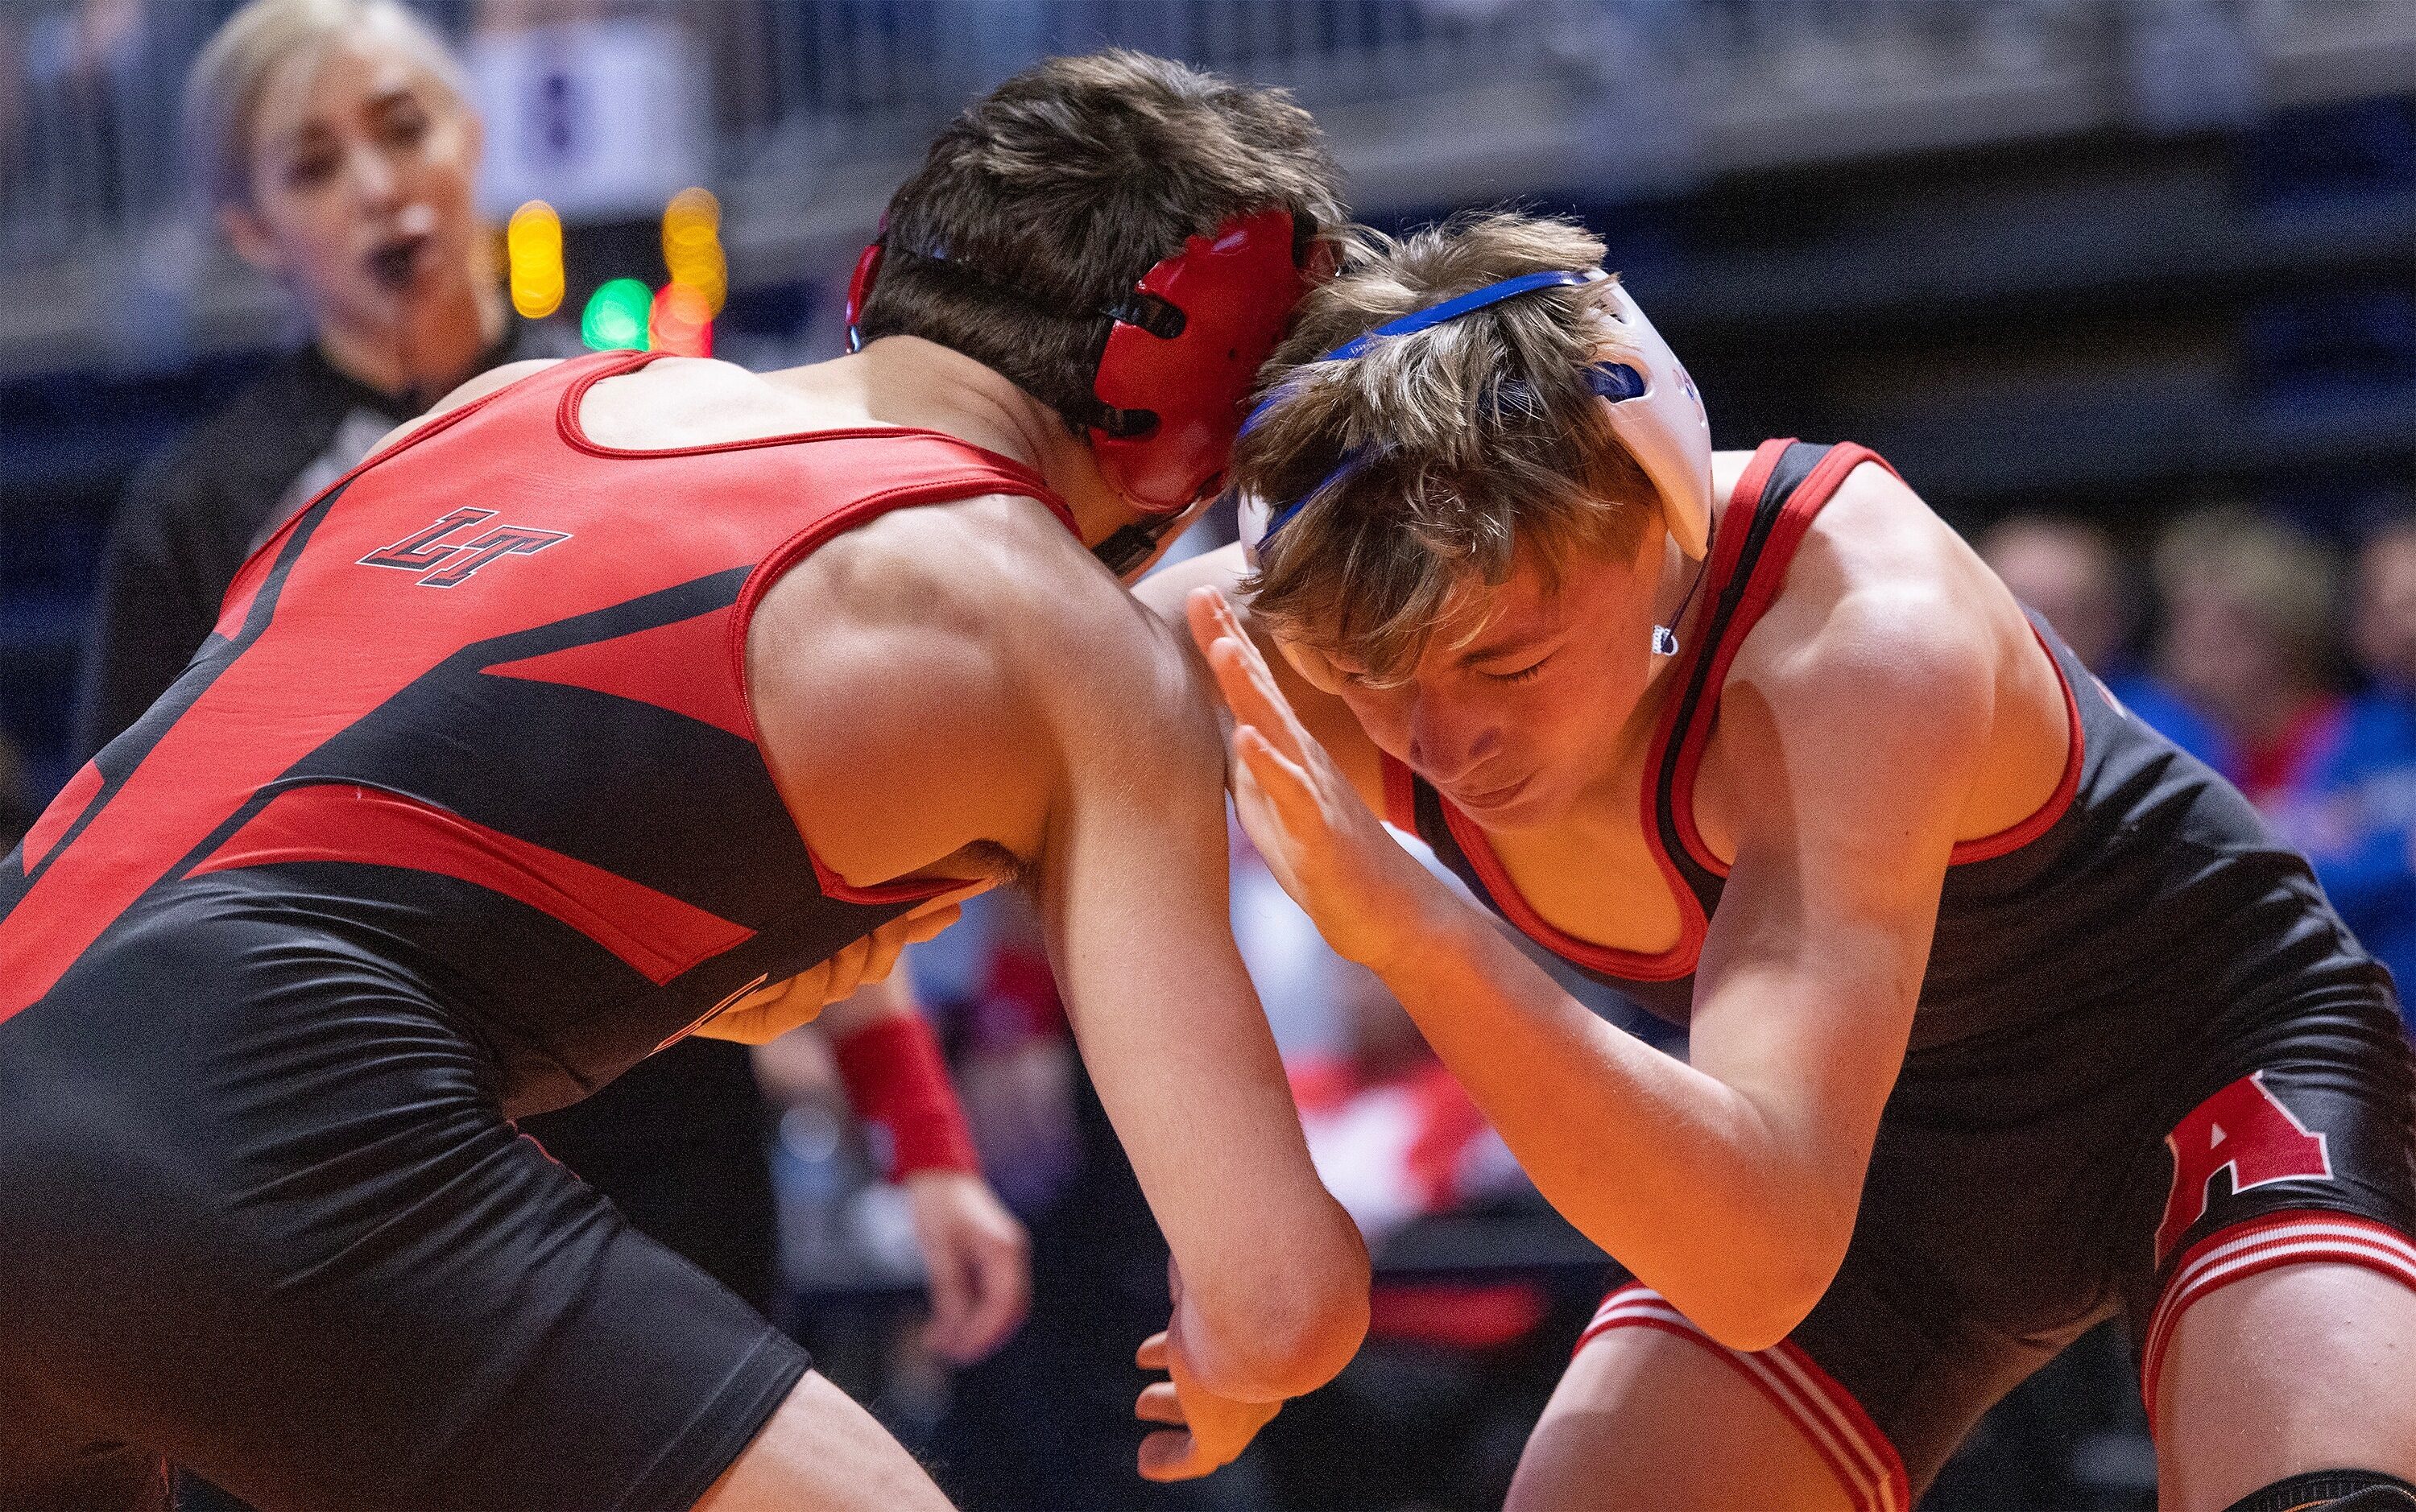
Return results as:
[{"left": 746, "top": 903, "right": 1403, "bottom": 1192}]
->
[{"left": 2156, "top": 1071, "right": 2333, "bottom": 1263}]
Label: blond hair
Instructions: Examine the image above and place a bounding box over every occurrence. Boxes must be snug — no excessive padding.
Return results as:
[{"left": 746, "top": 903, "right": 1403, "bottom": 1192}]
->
[
  {"left": 1235, "top": 211, "right": 1660, "bottom": 684},
  {"left": 2154, "top": 504, "right": 2339, "bottom": 668},
  {"left": 184, "top": 0, "right": 469, "bottom": 215}
]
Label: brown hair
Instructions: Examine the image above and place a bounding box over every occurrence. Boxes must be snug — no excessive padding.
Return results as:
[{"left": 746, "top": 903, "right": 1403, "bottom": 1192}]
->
[
  {"left": 1235, "top": 212, "right": 1660, "bottom": 684},
  {"left": 856, "top": 49, "right": 1344, "bottom": 437}
]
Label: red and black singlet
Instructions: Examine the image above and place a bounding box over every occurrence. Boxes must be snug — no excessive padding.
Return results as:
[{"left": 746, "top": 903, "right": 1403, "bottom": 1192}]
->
[
  {"left": 1, "top": 353, "right": 1073, "bottom": 1110},
  {"left": 1389, "top": 440, "right": 2380, "bottom": 1049}
]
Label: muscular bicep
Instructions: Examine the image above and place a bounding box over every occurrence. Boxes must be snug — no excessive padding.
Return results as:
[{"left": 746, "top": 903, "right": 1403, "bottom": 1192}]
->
[{"left": 1688, "top": 589, "right": 1993, "bottom": 1215}]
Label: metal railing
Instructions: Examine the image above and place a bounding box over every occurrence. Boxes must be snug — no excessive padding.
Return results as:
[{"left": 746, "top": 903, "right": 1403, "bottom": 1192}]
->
[{"left": 2, "top": 0, "right": 2412, "bottom": 366}]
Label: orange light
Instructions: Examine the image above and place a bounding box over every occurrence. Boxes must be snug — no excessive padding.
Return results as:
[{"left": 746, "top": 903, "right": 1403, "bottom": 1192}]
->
[{"left": 649, "top": 280, "right": 714, "bottom": 357}]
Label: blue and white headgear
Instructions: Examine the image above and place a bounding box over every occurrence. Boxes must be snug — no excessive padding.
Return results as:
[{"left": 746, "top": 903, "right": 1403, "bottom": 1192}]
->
[{"left": 1237, "top": 270, "right": 1712, "bottom": 562}]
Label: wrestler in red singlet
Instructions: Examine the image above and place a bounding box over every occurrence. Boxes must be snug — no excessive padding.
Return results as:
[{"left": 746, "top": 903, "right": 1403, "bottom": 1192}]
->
[{"left": 0, "top": 52, "right": 1366, "bottom": 1512}]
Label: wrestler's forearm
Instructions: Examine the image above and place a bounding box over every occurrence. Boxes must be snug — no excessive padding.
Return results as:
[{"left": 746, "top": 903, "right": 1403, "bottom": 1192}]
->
[{"left": 1367, "top": 890, "right": 1850, "bottom": 1351}]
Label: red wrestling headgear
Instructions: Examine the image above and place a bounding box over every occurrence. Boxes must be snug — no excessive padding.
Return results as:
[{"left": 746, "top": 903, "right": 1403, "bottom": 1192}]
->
[{"left": 844, "top": 208, "right": 1321, "bottom": 573}]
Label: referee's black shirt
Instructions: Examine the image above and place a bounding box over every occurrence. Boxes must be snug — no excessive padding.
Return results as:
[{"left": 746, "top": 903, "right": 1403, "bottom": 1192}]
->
[{"left": 76, "top": 325, "right": 563, "bottom": 761}]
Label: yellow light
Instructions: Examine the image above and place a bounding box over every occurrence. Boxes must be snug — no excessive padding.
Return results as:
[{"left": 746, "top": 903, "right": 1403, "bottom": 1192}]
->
[
  {"left": 507, "top": 200, "right": 565, "bottom": 320},
  {"left": 661, "top": 187, "right": 726, "bottom": 316},
  {"left": 664, "top": 186, "right": 718, "bottom": 233}
]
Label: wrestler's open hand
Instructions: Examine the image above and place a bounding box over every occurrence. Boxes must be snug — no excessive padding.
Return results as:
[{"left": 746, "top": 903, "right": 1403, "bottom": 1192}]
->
[
  {"left": 1185, "top": 586, "right": 1435, "bottom": 970},
  {"left": 1133, "top": 1329, "right": 1279, "bottom": 1482},
  {"left": 697, "top": 891, "right": 969, "bottom": 1043},
  {"left": 904, "top": 1168, "right": 1031, "bottom": 1364}
]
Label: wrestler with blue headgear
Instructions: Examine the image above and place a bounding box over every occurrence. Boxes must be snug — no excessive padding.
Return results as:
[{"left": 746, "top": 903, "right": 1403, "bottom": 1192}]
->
[{"left": 1138, "top": 209, "right": 2416, "bottom": 1512}]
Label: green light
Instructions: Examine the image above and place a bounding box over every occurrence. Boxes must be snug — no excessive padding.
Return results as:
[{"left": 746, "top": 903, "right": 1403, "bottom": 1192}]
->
[{"left": 582, "top": 278, "right": 653, "bottom": 351}]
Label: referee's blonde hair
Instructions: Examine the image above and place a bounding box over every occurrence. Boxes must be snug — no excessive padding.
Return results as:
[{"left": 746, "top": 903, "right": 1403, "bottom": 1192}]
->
[{"left": 184, "top": 0, "right": 469, "bottom": 216}]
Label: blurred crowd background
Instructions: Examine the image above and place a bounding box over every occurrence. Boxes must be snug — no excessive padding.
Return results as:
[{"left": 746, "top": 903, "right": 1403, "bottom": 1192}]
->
[{"left": 5, "top": 2, "right": 2416, "bottom": 1509}]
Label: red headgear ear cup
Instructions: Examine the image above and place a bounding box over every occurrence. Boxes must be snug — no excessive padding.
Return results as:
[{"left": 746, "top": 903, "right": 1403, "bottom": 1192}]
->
[
  {"left": 842, "top": 207, "right": 1316, "bottom": 570},
  {"left": 1089, "top": 208, "right": 1309, "bottom": 514},
  {"left": 842, "top": 239, "right": 885, "bottom": 354}
]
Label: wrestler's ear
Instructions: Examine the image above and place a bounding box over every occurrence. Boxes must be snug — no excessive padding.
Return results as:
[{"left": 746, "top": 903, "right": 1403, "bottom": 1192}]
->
[{"left": 1277, "top": 638, "right": 1349, "bottom": 696}]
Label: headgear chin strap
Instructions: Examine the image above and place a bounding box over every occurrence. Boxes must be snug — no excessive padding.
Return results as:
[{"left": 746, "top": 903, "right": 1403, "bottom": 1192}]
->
[
  {"left": 844, "top": 209, "right": 1319, "bottom": 576},
  {"left": 1244, "top": 268, "right": 1712, "bottom": 563}
]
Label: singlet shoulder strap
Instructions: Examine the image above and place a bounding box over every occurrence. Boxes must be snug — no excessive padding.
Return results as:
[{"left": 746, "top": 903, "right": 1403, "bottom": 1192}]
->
[
  {"left": 1654, "top": 440, "right": 1899, "bottom": 888},
  {"left": 539, "top": 350, "right": 1077, "bottom": 531}
]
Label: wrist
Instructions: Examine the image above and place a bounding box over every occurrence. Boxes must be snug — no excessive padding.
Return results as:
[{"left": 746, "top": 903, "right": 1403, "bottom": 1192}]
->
[
  {"left": 1347, "top": 856, "right": 1466, "bottom": 977},
  {"left": 832, "top": 1013, "right": 981, "bottom": 1179}
]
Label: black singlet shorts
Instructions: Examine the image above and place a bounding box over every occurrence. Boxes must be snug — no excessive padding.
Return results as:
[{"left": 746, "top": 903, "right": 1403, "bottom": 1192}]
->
[
  {"left": 0, "top": 878, "right": 809, "bottom": 1512},
  {"left": 1581, "top": 974, "right": 2416, "bottom": 1506}
]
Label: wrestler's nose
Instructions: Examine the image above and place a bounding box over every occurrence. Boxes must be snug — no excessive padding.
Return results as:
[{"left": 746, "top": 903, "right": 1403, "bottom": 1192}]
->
[{"left": 1407, "top": 689, "right": 1501, "bottom": 786}]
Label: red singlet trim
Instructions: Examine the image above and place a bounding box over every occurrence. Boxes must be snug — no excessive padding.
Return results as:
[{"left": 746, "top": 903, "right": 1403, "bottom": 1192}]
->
[
  {"left": 1383, "top": 751, "right": 1417, "bottom": 832},
  {"left": 1578, "top": 1284, "right": 1909, "bottom": 1512},
  {"left": 554, "top": 350, "right": 1063, "bottom": 499},
  {"left": 1940, "top": 629, "right": 2083, "bottom": 864},
  {"left": 1392, "top": 438, "right": 2086, "bottom": 982},
  {"left": 1661, "top": 444, "right": 2085, "bottom": 878},
  {"left": 1388, "top": 442, "right": 1784, "bottom": 981},
  {"left": 191, "top": 783, "right": 756, "bottom": 985},
  {"left": 2138, "top": 1208, "right": 2416, "bottom": 1434}
]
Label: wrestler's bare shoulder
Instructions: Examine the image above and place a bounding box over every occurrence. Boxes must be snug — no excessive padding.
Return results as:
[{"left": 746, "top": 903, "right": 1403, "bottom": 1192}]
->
[
  {"left": 1734, "top": 460, "right": 2002, "bottom": 698},
  {"left": 574, "top": 356, "right": 863, "bottom": 450},
  {"left": 1708, "top": 457, "right": 2061, "bottom": 853},
  {"left": 747, "top": 494, "right": 1214, "bottom": 890},
  {"left": 772, "top": 494, "right": 1169, "bottom": 668}
]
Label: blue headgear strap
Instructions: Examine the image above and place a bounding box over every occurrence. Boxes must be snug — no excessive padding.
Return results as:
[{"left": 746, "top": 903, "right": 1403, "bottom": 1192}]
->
[
  {"left": 1323, "top": 269, "right": 1595, "bottom": 361},
  {"left": 1256, "top": 452, "right": 1364, "bottom": 545},
  {"left": 1251, "top": 269, "right": 1636, "bottom": 548}
]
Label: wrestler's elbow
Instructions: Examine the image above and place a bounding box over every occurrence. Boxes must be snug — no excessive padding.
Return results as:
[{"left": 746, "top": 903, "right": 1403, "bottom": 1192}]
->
[
  {"left": 1678, "top": 1218, "right": 1849, "bottom": 1353},
  {"left": 1686, "top": 1282, "right": 1823, "bottom": 1355},
  {"left": 1191, "top": 1222, "right": 1371, "bottom": 1398}
]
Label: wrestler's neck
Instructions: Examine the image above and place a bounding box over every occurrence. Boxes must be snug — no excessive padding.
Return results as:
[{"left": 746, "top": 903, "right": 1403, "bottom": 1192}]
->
[{"left": 809, "top": 335, "right": 1139, "bottom": 550}]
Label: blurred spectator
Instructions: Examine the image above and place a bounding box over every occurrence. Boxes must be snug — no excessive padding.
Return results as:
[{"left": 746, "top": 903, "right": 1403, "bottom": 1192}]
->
[
  {"left": 2268, "top": 514, "right": 2416, "bottom": 1016},
  {"left": 76, "top": 0, "right": 577, "bottom": 754},
  {"left": 928, "top": 890, "right": 1268, "bottom": 1512},
  {"left": 1289, "top": 961, "right": 1526, "bottom": 1246},
  {"left": 6, "top": 0, "right": 154, "bottom": 233},
  {"left": 944, "top": 901, "right": 1082, "bottom": 1217},
  {"left": 1264, "top": 963, "right": 1586, "bottom": 1512},
  {"left": 1979, "top": 513, "right": 2234, "bottom": 775},
  {"left": 2153, "top": 504, "right": 2345, "bottom": 810},
  {"left": 751, "top": 973, "right": 1032, "bottom": 1371}
]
